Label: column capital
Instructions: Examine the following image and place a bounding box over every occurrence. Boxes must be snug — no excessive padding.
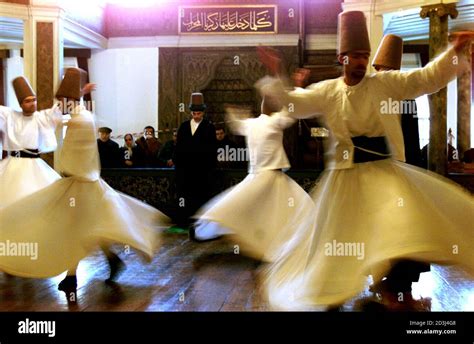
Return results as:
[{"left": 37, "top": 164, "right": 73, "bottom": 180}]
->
[{"left": 420, "top": 3, "right": 458, "bottom": 20}]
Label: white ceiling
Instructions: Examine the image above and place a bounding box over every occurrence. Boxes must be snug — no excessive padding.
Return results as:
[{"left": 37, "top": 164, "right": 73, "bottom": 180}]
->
[
  {"left": 0, "top": 17, "right": 23, "bottom": 48},
  {"left": 0, "top": 17, "right": 85, "bottom": 49},
  {"left": 384, "top": 1, "right": 474, "bottom": 42}
]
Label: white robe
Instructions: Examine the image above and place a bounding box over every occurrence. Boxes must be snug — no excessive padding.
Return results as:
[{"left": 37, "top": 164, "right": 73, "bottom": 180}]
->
[
  {"left": 0, "top": 106, "right": 171, "bottom": 278},
  {"left": 257, "top": 48, "right": 460, "bottom": 169},
  {"left": 257, "top": 47, "right": 474, "bottom": 309},
  {"left": 194, "top": 112, "right": 315, "bottom": 262},
  {"left": 0, "top": 105, "right": 62, "bottom": 208}
]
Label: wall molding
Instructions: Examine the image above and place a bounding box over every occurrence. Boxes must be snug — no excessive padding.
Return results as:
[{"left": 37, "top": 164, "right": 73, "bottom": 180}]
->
[
  {"left": 0, "top": 2, "right": 28, "bottom": 20},
  {"left": 108, "top": 34, "right": 300, "bottom": 49},
  {"left": 306, "top": 34, "right": 337, "bottom": 50},
  {"left": 63, "top": 17, "right": 107, "bottom": 49},
  {"left": 109, "top": 33, "right": 338, "bottom": 51}
]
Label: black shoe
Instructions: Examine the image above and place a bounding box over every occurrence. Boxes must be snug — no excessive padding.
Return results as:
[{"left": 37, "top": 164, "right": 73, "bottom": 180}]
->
[
  {"left": 354, "top": 298, "right": 388, "bottom": 312},
  {"left": 369, "top": 279, "right": 389, "bottom": 294},
  {"left": 58, "top": 276, "right": 77, "bottom": 302},
  {"left": 58, "top": 275, "right": 77, "bottom": 290},
  {"left": 106, "top": 254, "right": 125, "bottom": 283},
  {"left": 327, "top": 304, "right": 344, "bottom": 312},
  {"left": 188, "top": 226, "right": 198, "bottom": 242}
]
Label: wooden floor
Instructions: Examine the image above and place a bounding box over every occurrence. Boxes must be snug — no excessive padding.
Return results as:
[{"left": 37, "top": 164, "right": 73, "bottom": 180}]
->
[{"left": 1, "top": 232, "right": 473, "bottom": 312}]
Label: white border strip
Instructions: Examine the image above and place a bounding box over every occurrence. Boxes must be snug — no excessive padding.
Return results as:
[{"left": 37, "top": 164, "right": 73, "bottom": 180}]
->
[
  {"left": 108, "top": 34, "right": 300, "bottom": 48},
  {"left": 306, "top": 34, "right": 337, "bottom": 50},
  {"left": 108, "top": 34, "right": 338, "bottom": 50}
]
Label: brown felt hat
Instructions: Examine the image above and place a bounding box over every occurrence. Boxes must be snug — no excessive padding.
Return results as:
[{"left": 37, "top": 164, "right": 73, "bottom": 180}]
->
[
  {"left": 12, "top": 76, "right": 35, "bottom": 105},
  {"left": 373, "top": 34, "right": 403, "bottom": 70},
  {"left": 189, "top": 92, "right": 207, "bottom": 112},
  {"left": 337, "top": 11, "right": 371, "bottom": 55},
  {"left": 261, "top": 94, "right": 283, "bottom": 114},
  {"left": 56, "top": 68, "right": 88, "bottom": 101}
]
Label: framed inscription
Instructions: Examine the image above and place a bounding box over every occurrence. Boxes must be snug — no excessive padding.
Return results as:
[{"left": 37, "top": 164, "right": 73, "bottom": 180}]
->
[{"left": 179, "top": 5, "right": 277, "bottom": 34}]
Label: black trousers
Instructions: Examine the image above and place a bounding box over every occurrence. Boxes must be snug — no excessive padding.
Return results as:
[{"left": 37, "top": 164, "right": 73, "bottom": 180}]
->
[
  {"left": 175, "top": 167, "right": 215, "bottom": 227},
  {"left": 384, "top": 260, "right": 431, "bottom": 293}
]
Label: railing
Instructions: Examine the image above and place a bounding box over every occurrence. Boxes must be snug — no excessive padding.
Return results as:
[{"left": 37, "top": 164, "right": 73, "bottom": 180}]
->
[{"left": 101, "top": 167, "right": 474, "bottom": 220}]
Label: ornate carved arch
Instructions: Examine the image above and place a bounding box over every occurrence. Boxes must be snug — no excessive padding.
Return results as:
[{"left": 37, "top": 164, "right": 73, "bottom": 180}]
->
[{"left": 158, "top": 46, "right": 298, "bottom": 143}]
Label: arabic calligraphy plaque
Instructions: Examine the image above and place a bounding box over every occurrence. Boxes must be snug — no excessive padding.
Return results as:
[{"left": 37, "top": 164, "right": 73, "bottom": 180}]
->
[{"left": 179, "top": 5, "right": 277, "bottom": 34}]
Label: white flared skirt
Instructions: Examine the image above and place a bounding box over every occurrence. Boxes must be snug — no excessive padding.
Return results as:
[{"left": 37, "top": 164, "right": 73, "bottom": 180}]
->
[
  {"left": 0, "top": 177, "right": 170, "bottom": 278},
  {"left": 194, "top": 170, "right": 315, "bottom": 262},
  {"left": 263, "top": 159, "right": 474, "bottom": 310},
  {"left": 0, "top": 157, "right": 61, "bottom": 208}
]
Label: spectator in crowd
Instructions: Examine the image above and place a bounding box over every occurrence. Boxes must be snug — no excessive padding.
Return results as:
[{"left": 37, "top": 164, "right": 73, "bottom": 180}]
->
[
  {"left": 135, "top": 126, "right": 161, "bottom": 167},
  {"left": 216, "top": 126, "right": 235, "bottom": 149},
  {"left": 215, "top": 125, "right": 237, "bottom": 168},
  {"left": 97, "top": 127, "right": 120, "bottom": 168},
  {"left": 158, "top": 130, "right": 177, "bottom": 168},
  {"left": 463, "top": 148, "right": 474, "bottom": 163},
  {"left": 119, "top": 133, "right": 137, "bottom": 167}
]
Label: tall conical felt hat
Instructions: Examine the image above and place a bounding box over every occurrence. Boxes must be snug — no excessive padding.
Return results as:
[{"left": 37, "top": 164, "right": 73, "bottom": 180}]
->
[
  {"left": 12, "top": 76, "right": 35, "bottom": 105},
  {"left": 189, "top": 92, "right": 207, "bottom": 112},
  {"left": 56, "top": 68, "right": 88, "bottom": 101},
  {"left": 373, "top": 34, "right": 403, "bottom": 70},
  {"left": 261, "top": 94, "right": 283, "bottom": 114},
  {"left": 337, "top": 11, "right": 371, "bottom": 55}
]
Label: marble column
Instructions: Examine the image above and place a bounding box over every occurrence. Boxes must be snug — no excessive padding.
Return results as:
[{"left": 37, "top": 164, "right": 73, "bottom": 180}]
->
[
  {"left": 420, "top": 3, "right": 458, "bottom": 175},
  {"left": 457, "top": 43, "right": 472, "bottom": 161},
  {"left": 0, "top": 53, "right": 5, "bottom": 106},
  {"left": 35, "top": 22, "right": 55, "bottom": 111},
  {"left": 23, "top": 7, "right": 64, "bottom": 168}
]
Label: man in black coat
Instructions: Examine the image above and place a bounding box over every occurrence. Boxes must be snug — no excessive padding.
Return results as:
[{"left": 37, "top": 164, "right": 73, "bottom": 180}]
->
[
  {"left": 97, "top": 127, "right": 120, "bottom": 168},
  {"left": 174, "top": 93, "right": 217, "bottom": 231}
]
